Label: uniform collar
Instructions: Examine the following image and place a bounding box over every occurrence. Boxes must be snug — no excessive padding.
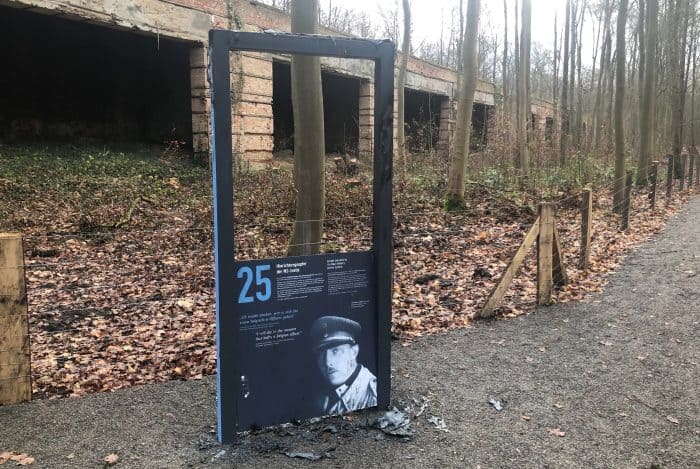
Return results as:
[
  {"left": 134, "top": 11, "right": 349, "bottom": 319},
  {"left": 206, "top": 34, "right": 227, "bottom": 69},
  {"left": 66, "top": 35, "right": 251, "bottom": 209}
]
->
[{"left": 333, "top": 364, "right": 361, "bottom": 397}]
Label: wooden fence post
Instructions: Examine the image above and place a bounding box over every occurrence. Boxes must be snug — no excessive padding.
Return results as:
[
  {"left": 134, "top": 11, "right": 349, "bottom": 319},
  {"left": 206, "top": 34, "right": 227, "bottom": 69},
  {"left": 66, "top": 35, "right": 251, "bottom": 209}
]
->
[
  {"left": 537, "top": 203, "right": 554, "bottom": 306},
  {"left": 666, "top": 154, "right": 674, "bottom": 203},
  {"left": 480, "top": 219, "right": 540, "bottom": 318},
  {"left": 649, "top": 161, "right": 659, "bottom": 210},
  {"left": 680, "top": 154, "right": 687, "bottom": 191},
  {"left": 579, "top": 188, "right": 592, "bottom": 269},
  {"left": 0, "top": 233, "right": 31, "bottom": 405},
  {"left": 688, "top": 154, "right": 695, "bottom": 190},
  {"left": 621, "top": 171, "right": 633, "bottom": 231}
]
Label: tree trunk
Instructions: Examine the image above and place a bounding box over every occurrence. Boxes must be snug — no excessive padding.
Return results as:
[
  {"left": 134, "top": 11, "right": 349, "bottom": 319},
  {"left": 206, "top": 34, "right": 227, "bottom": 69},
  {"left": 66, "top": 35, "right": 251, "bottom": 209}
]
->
[
  {"left": 637, "top": 0, "right": 657, "bottom": 185},
  {"left": 502, "top": 0, "right": 509, "bottom": 120},
  {"left": 575, "top": 3, "right": 585, "bottom": 149},
  {"left": 553, "top": 10, "right": 559, "bottom": 146},
  {"left": 568, "top": 1, "right": 578, "bottom": 148},
  {"left": 514, "top": 0, "right": 520, "bottom": 164},
  {"left": 672, "top": 0, "right": 690, "bottom": 178},
  {"left": 638, "top": 0, "right": 646, "bottom": 153},
  {"left": 458, "top": 0, "right": 465, "bottom": 71},
  {"left": 691, "top": 2, "right": 697, "bottom": 151},
  {"left": 594, "top": 1, "right": 612, "bottom": 150},
  {"left": 517, "top": 0, "right": 532, "bottom": 171},
  {"left": 559, "top": 0, "right": 571, "bottom": 166},
  {"left": 445, "top": 0, "right": 481, "bottom": 209},
  {"left": 396, "top": 0, "right": 411, "bottom": 166},
  {"left": 614, "top": 0, "right": 629, "bottom": 213},
  {"left": 289, "top": 0, "right": 325, "bottom": 256}
]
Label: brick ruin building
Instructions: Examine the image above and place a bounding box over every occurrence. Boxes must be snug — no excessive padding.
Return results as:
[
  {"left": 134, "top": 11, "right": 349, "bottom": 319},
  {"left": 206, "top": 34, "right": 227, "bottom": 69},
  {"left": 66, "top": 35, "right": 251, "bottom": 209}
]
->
[{"left": 0, "top": 0, "right": 555, "bottom": 161}]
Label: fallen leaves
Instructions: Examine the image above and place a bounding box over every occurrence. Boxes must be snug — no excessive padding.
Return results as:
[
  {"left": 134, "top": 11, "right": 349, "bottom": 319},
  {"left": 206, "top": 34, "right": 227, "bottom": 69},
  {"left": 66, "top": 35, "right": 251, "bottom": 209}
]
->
[
  {"left": 3, "top": 145, "right": 696, "bottom": 399},
  {"left": 666, "top": 416, "right": 680, "bottom": 425},
  {"left": 547, "top": 428, "right": 566, "bottom": 437},
  {"left": 0, "top": 452, "right": 35, "bottom": 466},
  {"left": 104, "top": 453, "right": 119, "bottom": 465}
]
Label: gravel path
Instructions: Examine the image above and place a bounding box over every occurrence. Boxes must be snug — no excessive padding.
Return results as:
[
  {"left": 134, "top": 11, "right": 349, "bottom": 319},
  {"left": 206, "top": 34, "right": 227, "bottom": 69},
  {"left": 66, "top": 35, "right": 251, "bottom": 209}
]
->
[{"left": 1, "top": 197, "right": 698, "bottom": 468}]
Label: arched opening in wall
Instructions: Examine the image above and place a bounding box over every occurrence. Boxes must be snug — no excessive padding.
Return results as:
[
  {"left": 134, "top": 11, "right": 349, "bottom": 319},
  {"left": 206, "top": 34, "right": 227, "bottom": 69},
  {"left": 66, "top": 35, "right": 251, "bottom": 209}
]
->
[
  {"left": 545, "top": 117, "right": 554, "bottom": 142},
  {"left": 0, "top": 6, "right": 192, "bottom": 149},
  {"left": 471, "top": 103, "right": 492, "bottom": 150},
  {"left": 272, "top": 60, "right": 360, "bottom": 156},
  {"left": 404, "top": 89, "right": 442, "bottom": 154}
]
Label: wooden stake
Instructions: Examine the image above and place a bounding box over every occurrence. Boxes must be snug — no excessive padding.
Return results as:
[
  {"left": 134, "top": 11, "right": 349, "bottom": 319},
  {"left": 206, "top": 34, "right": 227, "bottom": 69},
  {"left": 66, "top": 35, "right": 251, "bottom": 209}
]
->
[
  {"left": 579, "top": 188, "right": 593, "bottom": 269},
  {"left": 688, "top": 154, "right": 694, "bottom": 190},
  {"left": 666, "top": 154, "right": 674, "bottom": 203},
  {"left": 680, "top": 154, "right": 687, "bottom": 191},
  {"left": 552, "top": 224, "right": 568, "bottom": 287},
  {"left": 621, "top": 171, "right": 633, "bottom": 231},
  {"left": 480, "top": 219, "right": 540, "bottom": 318},
  {"left": 537, "top": 203, "right": 554, "bottom": 306},
  {"left": 0, "top": 233, "right": 31, "bottom": 405},
  {"left": 649, "top": 161, "right": 659, "bottom": 210}
]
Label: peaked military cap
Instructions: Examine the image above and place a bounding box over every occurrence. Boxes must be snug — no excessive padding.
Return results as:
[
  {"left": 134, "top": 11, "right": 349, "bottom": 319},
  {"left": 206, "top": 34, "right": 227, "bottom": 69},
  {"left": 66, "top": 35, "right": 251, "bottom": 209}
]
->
[{"left": 310, "top": 316, "right": 361, "bottom": 352}]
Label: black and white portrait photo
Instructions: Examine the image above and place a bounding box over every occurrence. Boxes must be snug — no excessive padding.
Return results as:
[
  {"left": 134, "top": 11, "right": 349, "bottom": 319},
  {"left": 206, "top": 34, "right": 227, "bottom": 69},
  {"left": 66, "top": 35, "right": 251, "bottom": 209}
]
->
[{"left": 310, "top": 315, "right": 377, "bottom": 414}]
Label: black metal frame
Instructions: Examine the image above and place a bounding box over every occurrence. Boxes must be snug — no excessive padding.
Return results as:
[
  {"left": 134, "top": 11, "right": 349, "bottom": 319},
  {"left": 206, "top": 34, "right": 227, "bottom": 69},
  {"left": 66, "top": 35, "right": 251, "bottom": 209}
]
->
[{"left": 208, "top": 30, "right": 394, "bottom": 444}]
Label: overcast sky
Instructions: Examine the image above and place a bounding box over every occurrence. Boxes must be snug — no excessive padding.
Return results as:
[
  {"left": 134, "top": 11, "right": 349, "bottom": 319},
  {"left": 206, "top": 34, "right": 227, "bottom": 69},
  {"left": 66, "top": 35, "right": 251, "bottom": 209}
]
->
[
  {"left": 324, "top": 0, "right": 594, "bottom": 63},
  {"left": 329, "top": 0, "right": 565, "bottom": 45}
]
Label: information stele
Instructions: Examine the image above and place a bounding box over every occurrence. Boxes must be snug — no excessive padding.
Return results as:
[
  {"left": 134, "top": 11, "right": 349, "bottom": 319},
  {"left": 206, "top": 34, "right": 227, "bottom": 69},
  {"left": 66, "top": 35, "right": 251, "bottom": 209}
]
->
[
  {"left": 208, "top": 30, "right": 395, "bottom": 443},
  {"left": 233, "top": 252, "right": 376, "bottom": 429}
]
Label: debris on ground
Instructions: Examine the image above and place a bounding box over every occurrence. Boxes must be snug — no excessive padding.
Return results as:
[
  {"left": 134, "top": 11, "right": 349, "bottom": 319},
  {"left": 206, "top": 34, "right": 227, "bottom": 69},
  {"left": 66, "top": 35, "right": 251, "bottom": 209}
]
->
[
  {"left": 427, "top": 416, "right": 449, "bottom": 432},
  {"left": 283, "top": 447, "right": 336, "bottom": 461},
  {"left": 283, "top": 451, "right": 321, "bottom": 461},
  {"left": 374, "top": 408, "right": 415, "bottom": 437},
  {"left": 488, "top": 398, "right": 504, "bottom": 411}
]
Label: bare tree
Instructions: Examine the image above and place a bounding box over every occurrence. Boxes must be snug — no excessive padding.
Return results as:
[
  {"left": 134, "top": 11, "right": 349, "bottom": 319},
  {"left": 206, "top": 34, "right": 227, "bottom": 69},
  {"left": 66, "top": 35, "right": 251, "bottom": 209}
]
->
[
  {"left": 671, "top": 0, "right": 690, "bottom": 177},
  {"left": 574, "top": 2, "right": 585, "bottom": 149},
  {"left": 614, "top": 0, "right": 629, "bottom": 212},
  {"left": 593, "top": 0, "right": 613, "bottom": 150},
  {"left": 396, "top": 0, "right": 411, "bottom": 166},
  {"left": 569, "top": 0, "right": 578, "bottom": 147},
  {"left": 458, "top": 0, "right": 465, "bottom": 71},
  {"left": 289, "top": 0, "right": 325, "bottom": 255},
  {"left": 446, "top": 0, "right": 481, "bottom": 209},
  {"left": 377, "top": 0, "right": 401, "bottom": 45},
  {"left": 517, "top": 0, "right": 532, "bottom": 171},
  {"left": 553, "top": 10, "right": 560, "bottom": 138},
  {"left": 560, "top": 0, "right": 571, "bottom": 166},
  {"left": 637, "top": 0, "right": 658, "bottom": 185},
  {"left": 690, "top": 1, "right": 698, "bottom": 152},
  {"left": 503, "top": 0, "right": 509, "bottom": 116}
]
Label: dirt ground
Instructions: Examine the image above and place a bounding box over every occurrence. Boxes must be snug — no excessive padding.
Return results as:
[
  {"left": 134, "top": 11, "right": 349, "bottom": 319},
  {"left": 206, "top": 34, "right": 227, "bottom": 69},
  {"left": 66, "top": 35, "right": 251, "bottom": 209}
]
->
[{"left": 1, "top": 196, "right": 699, "bottom": 468}]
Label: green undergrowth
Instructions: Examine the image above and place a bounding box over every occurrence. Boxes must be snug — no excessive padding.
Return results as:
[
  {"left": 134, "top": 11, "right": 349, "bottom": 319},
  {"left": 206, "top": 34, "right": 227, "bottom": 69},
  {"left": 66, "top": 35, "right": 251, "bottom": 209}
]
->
[
  {"left": 0, "top": 143, "right": 212, "bottom": 232},
  {"left": 0, "top": 142, "right": 622, "bottom": 238}
]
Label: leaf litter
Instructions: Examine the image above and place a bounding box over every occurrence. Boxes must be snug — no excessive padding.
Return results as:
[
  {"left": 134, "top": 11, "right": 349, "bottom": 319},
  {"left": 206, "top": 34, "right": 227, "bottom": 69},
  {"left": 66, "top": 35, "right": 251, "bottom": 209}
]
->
[{"left": 0, "top": 144, "right": 696, "bottom": 398}]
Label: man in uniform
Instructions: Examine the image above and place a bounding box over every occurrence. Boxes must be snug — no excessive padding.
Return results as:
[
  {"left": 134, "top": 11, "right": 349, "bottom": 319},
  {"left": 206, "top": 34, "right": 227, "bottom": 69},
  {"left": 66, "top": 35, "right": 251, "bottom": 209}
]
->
[{"left": 310, "top": 315, "right": 377, "bottom": 414}]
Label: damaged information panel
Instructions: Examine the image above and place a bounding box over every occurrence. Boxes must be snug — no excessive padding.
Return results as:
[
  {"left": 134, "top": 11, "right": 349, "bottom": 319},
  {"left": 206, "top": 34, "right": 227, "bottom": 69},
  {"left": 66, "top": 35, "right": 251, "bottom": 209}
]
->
[{"left": 208, "top": 30, "right": 394, "bottom": 443}]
